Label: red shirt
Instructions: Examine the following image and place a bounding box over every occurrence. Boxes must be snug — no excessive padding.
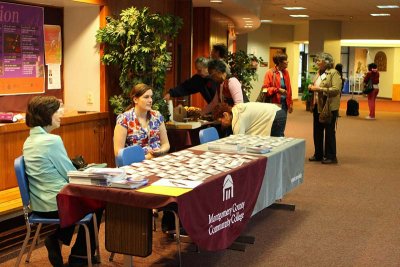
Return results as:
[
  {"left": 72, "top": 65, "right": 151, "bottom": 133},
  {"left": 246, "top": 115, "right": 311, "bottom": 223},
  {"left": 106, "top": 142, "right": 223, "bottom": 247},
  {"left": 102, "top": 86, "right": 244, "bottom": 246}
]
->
[{"left": 364, "top": 70, "right": 379, "bottom": 84}]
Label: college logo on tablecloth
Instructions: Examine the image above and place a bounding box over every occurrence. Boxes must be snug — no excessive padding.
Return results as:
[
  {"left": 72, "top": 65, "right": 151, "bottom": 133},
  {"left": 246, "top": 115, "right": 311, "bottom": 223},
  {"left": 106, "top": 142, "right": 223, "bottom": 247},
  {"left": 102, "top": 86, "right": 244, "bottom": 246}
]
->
[{"left": 223, "top": 174, "right": 234, "bottom": 201}]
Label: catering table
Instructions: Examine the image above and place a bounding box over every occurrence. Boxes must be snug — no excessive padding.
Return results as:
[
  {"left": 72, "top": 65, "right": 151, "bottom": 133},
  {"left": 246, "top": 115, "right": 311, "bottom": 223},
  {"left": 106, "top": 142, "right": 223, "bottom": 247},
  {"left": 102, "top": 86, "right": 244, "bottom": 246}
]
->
[{"left": 57, "top": 136, "right": 305, "bottom": 265}]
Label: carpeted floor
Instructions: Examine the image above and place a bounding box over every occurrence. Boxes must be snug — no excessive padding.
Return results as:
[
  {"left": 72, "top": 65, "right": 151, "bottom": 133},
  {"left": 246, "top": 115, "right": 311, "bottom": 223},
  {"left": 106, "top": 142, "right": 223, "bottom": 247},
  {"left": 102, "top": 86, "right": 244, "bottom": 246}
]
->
[{"left": 2, "top": 96, "right": 400, "bottom": 267}]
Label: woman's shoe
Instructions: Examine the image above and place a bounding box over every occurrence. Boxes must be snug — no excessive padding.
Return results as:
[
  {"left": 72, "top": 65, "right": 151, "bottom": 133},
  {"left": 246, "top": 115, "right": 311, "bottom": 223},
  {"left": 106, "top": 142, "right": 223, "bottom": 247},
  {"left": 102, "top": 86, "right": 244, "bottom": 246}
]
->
[
  {"left": 321, "top": 158, "right": 338, "bottom": 164},
  {"left": 309, "top": 155, "right": 322, "bottom": 162}
]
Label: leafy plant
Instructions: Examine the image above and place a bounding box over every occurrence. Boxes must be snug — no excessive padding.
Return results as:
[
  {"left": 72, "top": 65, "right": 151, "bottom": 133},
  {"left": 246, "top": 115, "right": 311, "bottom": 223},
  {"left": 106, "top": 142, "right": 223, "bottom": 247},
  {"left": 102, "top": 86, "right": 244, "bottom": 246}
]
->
[
  {"left": 301, "top": 73, "right": 313, "bottom": 102},
  {"left": 226, "top": 50, "right": 263, "bottom": 98},
  {"left": 96, "top": 7, "right": 183, "bottom": 117}
]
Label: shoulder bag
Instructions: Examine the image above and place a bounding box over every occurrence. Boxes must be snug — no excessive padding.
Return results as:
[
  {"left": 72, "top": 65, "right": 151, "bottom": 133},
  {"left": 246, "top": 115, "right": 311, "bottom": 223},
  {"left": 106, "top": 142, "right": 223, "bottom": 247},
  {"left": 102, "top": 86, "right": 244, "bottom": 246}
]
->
[
  {"left": 256, "top": 69, "right": 276, "bottom": 103},
  {"left": 319, "top": 88, "right": 332, "bottom": 124},
  {"left": 362, "top": 78, "right": 373, "bottom": 94}
]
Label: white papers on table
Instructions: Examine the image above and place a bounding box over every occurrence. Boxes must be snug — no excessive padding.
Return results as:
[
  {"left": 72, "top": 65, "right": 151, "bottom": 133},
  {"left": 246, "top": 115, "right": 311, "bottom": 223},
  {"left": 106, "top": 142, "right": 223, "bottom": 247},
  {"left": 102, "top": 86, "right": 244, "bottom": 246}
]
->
[{"left": 152, "top": 178, "right": 202, "bottom": 189}]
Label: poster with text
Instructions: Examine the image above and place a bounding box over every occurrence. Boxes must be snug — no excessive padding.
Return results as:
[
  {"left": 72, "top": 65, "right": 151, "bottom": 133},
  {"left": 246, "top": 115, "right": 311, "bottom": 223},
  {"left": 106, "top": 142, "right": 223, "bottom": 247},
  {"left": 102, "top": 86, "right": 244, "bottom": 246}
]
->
[
  {"left": 44, "top": 25, "right": 61, "bottom": 65},
  {"left": 0, "top": 2, "right": 45, "bottom": 95}
]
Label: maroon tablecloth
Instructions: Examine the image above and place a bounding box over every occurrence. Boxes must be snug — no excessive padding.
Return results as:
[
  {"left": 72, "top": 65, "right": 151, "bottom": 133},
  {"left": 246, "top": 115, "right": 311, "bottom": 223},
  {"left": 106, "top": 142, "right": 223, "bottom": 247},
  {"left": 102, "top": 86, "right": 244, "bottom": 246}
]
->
[{"left": 57, "top": 153, "right": 267, "bottom": 251}]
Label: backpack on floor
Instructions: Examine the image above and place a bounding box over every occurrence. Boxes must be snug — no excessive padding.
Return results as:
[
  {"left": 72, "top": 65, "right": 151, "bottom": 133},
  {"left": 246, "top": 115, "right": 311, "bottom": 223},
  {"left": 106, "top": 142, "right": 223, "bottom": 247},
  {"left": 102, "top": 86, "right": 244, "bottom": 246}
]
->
[{"left": 346, "top": 97, "right": 359, "bottom": 116}]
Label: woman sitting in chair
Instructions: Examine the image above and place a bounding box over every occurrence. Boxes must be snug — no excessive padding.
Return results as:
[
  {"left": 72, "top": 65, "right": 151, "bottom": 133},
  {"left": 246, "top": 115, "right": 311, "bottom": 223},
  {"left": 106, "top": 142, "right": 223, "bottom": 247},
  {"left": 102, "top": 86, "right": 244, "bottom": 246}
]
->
[
  {"left": 113, "top": 83, "right": 170, "bottom": 159},
  {"left": 23, "top": 96, "right": 102, "bottom": 267}
]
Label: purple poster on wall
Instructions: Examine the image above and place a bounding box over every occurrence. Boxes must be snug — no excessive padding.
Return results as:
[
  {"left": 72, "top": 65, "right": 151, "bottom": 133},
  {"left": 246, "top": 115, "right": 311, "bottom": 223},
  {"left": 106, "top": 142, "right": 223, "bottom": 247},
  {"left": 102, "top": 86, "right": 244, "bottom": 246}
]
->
[{"left": 0, "top": 1, "right": 45, "bottom": 95}]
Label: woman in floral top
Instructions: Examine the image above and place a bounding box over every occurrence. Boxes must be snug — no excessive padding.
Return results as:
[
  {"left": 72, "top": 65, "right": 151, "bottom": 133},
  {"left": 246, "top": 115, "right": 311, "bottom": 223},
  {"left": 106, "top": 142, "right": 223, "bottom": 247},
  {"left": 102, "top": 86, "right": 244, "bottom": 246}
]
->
[{"left": 114, "top": 83, "right": 170, "bottom": 159}]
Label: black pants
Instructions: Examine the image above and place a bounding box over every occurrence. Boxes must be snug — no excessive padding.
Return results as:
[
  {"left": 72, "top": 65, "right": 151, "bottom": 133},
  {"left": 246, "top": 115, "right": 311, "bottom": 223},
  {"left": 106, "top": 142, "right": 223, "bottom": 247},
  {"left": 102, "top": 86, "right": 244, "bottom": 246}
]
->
[
  {"left": 33, "top": 209, "right": 103, "bottom": 257},
  {"left": 312, "top": 105, "right": 338, "bottom": 160}
]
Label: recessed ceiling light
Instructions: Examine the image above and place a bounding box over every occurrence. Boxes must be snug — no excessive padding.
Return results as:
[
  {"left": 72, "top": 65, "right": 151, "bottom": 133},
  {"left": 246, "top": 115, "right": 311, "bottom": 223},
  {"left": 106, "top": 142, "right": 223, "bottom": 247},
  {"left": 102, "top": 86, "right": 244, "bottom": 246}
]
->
[
  {"left": 260, "top": 20, "right": 273, "bottom": 23},
  {"left": 210, "top": 0, "right": 222, "bottom": 3},
  {"left": 283, "top": 7, "right": 306, "bottom": 10},
  {"left": 244, "top": 25, "right": 253, "bottom": 28},
  {"left": 370, "top": 13, "right": 391, "bottom": 16},
  {"left": 242, "top": 17, "right": 251, "bottom": 20},
  {"left": 377, "top": 5, "right": 399, "bottom": 9},
  {"left": 289, "top": 15, "right": 309, "bottom": 18}
]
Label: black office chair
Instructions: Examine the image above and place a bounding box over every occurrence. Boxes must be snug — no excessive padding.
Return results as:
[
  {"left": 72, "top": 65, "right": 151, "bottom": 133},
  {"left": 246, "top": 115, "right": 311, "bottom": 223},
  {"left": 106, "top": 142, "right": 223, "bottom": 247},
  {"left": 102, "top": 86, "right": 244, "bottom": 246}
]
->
[{"left": 14, "top": 156, "right": 100, "bottom": 267}]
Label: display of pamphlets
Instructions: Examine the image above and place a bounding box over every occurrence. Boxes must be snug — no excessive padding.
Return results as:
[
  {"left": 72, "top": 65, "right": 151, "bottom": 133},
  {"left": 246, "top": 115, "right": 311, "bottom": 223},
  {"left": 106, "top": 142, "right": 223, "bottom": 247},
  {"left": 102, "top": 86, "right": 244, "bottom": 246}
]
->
[{"left": 207, "top": 135, "right": 295, "bottom": 154}]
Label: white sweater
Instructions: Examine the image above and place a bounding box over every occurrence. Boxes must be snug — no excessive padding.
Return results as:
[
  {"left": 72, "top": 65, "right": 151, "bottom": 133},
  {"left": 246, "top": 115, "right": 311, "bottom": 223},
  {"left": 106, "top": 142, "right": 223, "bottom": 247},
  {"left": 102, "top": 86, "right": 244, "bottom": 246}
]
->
[{"left": 232, "top": 102, "right": 280, "bottom": 136}]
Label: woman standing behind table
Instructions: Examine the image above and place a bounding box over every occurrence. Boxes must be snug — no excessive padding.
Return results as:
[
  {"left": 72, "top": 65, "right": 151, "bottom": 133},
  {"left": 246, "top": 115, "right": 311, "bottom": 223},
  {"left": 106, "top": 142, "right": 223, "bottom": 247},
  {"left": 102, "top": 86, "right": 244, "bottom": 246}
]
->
[
  {"left": 363, "top": 63, "right": 379, "bottom": 120},
  {"left": 23, "top": 96, "right": 102, "bottom": 267},
  {"left": 114, "top": 83, "right": 170, "bottom": 160},
  {"left": 308, "top": 52, "right": 342, "bottom": 164}
]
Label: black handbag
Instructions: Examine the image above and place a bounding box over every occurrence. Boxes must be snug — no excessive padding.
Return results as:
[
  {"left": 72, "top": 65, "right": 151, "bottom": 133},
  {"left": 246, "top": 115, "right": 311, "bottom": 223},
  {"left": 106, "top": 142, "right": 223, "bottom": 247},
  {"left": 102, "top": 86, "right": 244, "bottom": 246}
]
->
[
  {"left": 319, "top": 91, "right": 332, "bottom": 124},
  {"left": 257, "top": 70, "right": 276, "bottom": 103},
  {"left": 362, "top": 78, "right": 373, "bottom": 94}
]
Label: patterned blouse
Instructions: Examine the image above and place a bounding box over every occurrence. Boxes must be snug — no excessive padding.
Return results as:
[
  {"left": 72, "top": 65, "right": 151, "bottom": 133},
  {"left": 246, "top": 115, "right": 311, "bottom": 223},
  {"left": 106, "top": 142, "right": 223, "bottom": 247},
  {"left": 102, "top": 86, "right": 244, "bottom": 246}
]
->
[{"left": 116, "top": 109, "right": 164, "bottom": 155}]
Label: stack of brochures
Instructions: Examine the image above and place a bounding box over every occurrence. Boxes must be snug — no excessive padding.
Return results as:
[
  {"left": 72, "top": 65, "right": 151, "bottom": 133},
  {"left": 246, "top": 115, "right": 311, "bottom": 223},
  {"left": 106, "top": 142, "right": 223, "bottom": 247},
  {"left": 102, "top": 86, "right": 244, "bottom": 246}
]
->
[
  {"left": 109, "top": 177, "right": 149, "bottom": 189},
  {"left": 245, "top": 145, "right": 271, "bottom": 154},
  {"left": 68, "top": 168, "right": 126, "bottom": 186},
  {"left": 207, "top": 142, "right": 244, "bottom": 152}
]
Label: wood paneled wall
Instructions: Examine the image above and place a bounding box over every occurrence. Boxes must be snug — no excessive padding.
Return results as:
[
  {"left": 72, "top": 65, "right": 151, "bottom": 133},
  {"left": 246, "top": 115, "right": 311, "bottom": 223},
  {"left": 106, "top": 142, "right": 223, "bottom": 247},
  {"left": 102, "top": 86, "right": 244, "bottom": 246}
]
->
[{"left": 0, "top": 112, "right": 114, "bottom": 191}]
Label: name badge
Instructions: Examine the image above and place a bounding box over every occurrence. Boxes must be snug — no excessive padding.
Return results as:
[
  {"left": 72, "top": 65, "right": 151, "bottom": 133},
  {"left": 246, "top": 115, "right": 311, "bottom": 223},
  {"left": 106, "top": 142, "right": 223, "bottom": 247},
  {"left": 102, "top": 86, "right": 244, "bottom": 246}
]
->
[{"left": 320, "top": 73, "right": 327, "bottom": 80}]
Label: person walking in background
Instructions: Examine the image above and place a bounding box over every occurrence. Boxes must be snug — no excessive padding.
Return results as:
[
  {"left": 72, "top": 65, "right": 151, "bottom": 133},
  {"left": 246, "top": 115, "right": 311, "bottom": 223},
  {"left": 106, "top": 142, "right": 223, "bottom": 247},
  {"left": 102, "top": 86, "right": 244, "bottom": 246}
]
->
[
  {"left": 335, "top": 63, "right": 345, "bottom": 117},
  {"left": 261, "top": 52, "right": 293, "bottom": 114},
  {"left": 363, "top": 63, "right": 379, "bottom": 120},
  {"left": 308, "top": 52, "right": 342, "bottom": 164}
]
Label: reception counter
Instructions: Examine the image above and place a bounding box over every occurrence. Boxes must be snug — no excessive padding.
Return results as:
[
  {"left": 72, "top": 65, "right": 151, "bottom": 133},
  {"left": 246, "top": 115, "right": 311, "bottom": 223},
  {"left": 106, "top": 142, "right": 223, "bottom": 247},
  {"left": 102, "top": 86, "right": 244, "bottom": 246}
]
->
[{"left": 0, "top": 112, "right": 114, "bottom": 192}]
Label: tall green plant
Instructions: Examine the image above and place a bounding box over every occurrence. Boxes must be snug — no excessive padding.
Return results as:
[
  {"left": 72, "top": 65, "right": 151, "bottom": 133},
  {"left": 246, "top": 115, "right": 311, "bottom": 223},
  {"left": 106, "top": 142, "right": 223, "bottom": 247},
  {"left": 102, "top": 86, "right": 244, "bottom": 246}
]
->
[
  {"left": 227, "top": 50, "right": 263, "bottom": 98},
  {"left": 96, "top": 7, "right": 183, "bottom": 116}
]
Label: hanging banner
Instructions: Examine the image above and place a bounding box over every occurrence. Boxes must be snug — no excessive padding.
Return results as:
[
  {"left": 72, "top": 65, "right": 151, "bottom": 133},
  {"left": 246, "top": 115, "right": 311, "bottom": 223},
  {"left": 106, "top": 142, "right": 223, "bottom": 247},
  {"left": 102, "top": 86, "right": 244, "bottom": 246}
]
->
[
  {"left": 44, "top": 25, "right": 62, "bottom": 65},
  {"left": 0, "top": 2, "right": 45, "bottom": 95}
]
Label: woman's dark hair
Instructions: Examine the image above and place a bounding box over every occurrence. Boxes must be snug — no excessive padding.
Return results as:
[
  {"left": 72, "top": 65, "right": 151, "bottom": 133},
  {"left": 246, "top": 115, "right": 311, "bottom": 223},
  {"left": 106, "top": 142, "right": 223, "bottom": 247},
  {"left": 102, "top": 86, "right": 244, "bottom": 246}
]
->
[
  {"left": 208, "top": 59, "right": 227, "bottom": 74},
  {"left": 126, "top": 83, "right": 153, "bottom": 110},
  {"left": 26, "top": 96, "right": 60, "bottom": 127},
  {"left": 272, "top": 52, "right": 288, "bottom": 65},
  {"left": 368, "top": 63, "right": 378, "bottom": 71},
  {"left": 335, "top": 63, "right": 343, "bottom": 75},
  {"left": 212, "top": 103, "right": 232, "bottom": 121},
  {"left": 212, "top": 44, "right": 228, "bottom": 59}
]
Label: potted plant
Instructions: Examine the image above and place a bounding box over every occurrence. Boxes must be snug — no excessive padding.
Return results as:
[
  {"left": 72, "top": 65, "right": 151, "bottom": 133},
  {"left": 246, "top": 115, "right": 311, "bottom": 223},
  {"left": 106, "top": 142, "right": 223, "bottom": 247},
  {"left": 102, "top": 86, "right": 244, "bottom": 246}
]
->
[
  {"left": 301, "top": 73, "right": 313, "bottom": 111},
  {"left": 96, "top": 7, "right": 183, "bottom": 117},
  {"left": 226, "top": 50, "right": 263, "bottom": 100}
]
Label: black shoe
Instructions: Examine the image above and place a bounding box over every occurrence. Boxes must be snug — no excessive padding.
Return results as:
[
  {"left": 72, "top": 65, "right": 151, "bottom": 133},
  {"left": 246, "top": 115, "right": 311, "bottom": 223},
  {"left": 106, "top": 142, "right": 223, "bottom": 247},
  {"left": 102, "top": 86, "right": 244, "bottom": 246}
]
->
[
  {"left": 68, "top": 255, "right": 99, "bottom": 267},
  {"left": 321, "top": 158, "right": 338, "bottom": 164},
  {"left": 309, "top": 155, "right": 322, "bottom": 162},
  {"left": 44, "top": 236, "right": 63, "bottom": 267}
]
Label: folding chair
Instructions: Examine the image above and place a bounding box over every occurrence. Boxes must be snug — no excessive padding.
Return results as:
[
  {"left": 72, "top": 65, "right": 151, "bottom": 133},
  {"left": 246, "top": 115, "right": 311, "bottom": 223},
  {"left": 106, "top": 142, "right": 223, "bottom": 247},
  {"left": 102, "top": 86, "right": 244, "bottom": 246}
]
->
[
  {"left": 116, "top": 145, "right": 145, "bottom": 167},
  {"left": 199, "top": 127, "right": 219, "bottom": 144},
  {"left": 14, "top": 156, "right": 100, "bottom": 267}
]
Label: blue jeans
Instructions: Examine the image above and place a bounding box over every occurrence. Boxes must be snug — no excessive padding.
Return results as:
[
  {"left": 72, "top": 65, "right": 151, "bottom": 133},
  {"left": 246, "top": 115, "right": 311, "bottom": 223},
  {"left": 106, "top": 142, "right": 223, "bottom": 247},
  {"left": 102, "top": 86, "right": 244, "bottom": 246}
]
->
[{"left": 271, "top": 109, "right": 287, "bottom": 137}]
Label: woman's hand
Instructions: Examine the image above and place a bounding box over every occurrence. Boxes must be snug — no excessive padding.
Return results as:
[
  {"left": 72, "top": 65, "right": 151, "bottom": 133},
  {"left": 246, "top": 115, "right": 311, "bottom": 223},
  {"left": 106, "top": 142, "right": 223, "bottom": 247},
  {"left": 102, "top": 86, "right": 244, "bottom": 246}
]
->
[
  {"left": 149, "top": 148, "right": 164, "bottom": 157},
  {"left": 278, "top": 88, "right": 287, "bottom": 95},
  {"left": 309, "top": 85, "right": 320, "bottom": 92}
]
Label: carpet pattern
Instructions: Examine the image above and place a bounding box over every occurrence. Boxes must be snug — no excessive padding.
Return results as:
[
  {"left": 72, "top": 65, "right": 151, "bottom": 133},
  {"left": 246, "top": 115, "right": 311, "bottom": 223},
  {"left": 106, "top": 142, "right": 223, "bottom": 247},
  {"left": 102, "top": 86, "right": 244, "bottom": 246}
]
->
[{"left": 2, "top": 98, "right": 400, "bottom": 267}]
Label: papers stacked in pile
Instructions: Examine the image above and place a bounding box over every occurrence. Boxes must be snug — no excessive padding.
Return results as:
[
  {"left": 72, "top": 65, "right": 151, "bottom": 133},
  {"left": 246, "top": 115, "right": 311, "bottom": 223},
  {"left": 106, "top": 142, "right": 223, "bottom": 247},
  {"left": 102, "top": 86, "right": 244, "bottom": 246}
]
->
[{"left": 68, "top": 167, "right": 126, "bottom": 186}]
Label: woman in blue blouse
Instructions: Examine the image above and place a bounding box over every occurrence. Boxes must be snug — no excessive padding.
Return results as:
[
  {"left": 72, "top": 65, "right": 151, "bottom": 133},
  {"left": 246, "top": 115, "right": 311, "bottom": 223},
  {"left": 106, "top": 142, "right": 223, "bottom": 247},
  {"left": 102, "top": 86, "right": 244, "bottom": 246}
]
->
[
  {"left": 113, "top": 83, "right": 170, "bottom": 159},
  {"left": 23, "top": 96, "right": 101, "bottom": 267}
]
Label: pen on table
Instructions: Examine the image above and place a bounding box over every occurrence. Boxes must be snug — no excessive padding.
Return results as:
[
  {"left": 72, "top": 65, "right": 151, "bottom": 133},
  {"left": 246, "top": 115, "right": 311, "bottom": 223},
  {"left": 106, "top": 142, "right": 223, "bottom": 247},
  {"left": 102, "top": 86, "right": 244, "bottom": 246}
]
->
[{"left": 171, "top": 181, "right": 188, "bottom": 187}]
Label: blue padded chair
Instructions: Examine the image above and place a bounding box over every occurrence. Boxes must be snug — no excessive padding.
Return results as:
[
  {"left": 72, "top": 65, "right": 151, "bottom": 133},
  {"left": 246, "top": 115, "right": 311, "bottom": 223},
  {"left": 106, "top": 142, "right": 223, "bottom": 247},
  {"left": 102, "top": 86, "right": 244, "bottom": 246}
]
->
[
  {"left": 14, "top": 156, "right": 100, "bottom": 267},
  {"left": 116, "top": 145, "right": 145, "bottom": 167},
  {"left": 199, "top": 127, "right": 219, "bottom": 144}
]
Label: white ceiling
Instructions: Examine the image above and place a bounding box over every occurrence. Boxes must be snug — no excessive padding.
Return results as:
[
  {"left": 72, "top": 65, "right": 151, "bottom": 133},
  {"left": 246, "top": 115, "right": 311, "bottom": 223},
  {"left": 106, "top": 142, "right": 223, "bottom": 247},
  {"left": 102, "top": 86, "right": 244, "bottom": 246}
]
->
[
  {"left": 13, "top": 0, "right": 400, "bottom": 34},
  {"left": 193, "top": 0, "right": 400, "bottom": 33}
]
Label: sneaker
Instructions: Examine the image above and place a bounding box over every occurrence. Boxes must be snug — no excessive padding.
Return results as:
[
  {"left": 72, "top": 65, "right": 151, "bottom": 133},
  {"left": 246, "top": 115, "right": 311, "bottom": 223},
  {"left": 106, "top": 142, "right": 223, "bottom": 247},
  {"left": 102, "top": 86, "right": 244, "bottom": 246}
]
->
[
  {"left": 365, "top": 116, "right": 375, "bottom": 120},
  {"left": 44, "top": 236, "right": 63, "bottom": 267}
]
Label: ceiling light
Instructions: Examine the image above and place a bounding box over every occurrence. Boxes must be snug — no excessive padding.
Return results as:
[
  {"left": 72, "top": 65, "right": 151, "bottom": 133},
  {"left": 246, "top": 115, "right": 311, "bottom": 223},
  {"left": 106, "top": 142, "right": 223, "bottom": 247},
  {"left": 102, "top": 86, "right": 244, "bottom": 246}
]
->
[
  {"left": 283, "top": 7, "right": 306, "bottom": 10},
  {"left": 260, "top": 20, "right": 273, "bottom": 23},
  {"left": 289, "top": 15, "right": 309, "bottom": 18},
  {"left": 244, "top": 25, "right": 253, "bottom": 28},
  {"left": 370, "top": 13, "right": 391, "bottom": 16},
  {"left": 210, "top": 0, "right": 222, "bottom": 3},
  {"left": 377, "top": 5, "right": 399, "bottom": 9},
  {"left": 242, "top": 17, "right": 251, "bottom": 20}
]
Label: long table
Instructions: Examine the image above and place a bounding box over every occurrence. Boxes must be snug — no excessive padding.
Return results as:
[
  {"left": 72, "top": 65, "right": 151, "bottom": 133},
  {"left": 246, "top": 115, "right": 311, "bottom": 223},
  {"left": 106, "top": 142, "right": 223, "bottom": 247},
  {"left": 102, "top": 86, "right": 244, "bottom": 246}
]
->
[{"left": 57, "top": 136, "right": 305, "bottom": 263}]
